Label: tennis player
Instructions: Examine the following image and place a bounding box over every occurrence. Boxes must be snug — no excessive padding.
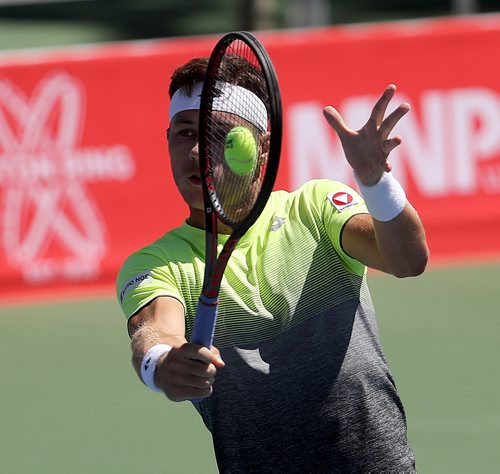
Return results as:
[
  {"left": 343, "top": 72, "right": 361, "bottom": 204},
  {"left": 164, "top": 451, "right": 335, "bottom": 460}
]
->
[{"left": 116, "top": 56, "right": 429, "bottom": 471}]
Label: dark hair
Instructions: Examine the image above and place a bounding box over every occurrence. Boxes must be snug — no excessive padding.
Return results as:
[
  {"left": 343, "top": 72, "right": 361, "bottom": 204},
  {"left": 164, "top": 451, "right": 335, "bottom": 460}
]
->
[
  {"left": 169, "top": 57, "right": 208, "bottom": 98},
  {"left": 169, "top": 56, "right": 268, "bottom": 108}
]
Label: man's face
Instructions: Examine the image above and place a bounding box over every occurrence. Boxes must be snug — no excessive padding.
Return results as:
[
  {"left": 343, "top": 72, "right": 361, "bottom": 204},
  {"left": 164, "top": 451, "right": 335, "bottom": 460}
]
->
[
  {"left": 168, "top": 109, "right": 266, "bottom": 218},
  {"left": 168, "top": 110, "right": 204, "bottom": 210}
]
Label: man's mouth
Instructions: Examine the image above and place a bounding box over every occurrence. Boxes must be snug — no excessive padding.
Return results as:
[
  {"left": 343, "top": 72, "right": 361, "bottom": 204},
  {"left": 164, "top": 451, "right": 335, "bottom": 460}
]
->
[{"left": 188, "top": 174, "right": 201, "bottom": 185}]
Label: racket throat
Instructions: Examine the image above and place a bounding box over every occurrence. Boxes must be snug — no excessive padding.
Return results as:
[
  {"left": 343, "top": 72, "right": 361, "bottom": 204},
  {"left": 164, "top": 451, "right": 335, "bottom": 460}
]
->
[{"left": 206, "top": 238, "right": 240, "bottom": 295}]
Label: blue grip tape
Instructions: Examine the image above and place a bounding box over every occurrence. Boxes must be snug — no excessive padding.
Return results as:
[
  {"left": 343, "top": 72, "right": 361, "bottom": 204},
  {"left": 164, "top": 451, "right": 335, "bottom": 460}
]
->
[{"left": 191, "top": 294, "right": 219, "bottom": 348}]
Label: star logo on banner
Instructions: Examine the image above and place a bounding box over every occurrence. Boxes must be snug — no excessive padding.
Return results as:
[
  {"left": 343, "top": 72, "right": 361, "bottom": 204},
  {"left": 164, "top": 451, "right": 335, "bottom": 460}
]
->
[{"left": 0, "top": 71, "right": 135, "bottom": 284}]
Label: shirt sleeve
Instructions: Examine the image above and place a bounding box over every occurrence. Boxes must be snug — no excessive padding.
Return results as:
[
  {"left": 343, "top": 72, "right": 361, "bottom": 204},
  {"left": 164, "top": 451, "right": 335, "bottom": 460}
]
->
[
  {"left": 303, "top": 179, "right": 369, "bottom": 276},
  {"left": 116, "top": 248, "right": 186, "bottom": 320}
]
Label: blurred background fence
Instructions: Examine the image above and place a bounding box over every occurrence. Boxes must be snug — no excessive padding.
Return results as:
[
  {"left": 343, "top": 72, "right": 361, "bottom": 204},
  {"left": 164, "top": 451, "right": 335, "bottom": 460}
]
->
[{"left": 0, "top": 0, "right": 499, "bottom": 49}]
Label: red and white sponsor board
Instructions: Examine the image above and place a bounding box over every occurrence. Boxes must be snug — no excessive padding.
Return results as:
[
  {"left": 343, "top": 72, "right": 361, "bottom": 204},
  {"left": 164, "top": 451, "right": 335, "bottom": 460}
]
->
[{"left": 0, "top": 15, "right": 499, "bottom": 302}]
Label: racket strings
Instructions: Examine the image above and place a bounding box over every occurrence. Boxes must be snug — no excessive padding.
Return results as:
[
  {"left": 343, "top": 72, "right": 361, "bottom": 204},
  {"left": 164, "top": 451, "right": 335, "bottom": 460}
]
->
[{"left": 205, "top": 40, "right": 271, "bottom": 227}]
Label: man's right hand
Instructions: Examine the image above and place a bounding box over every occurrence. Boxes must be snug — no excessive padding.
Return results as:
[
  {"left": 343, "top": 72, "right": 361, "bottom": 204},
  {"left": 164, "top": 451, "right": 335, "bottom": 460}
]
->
[{"left": 155, "top": 343, "right": 225, "bottom": 402}]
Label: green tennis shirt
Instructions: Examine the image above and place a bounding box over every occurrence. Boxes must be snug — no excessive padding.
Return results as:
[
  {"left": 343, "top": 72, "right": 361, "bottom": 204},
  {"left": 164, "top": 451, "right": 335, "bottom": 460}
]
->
[
  {"left": 117, "top": 179, "right": 365, "bottom": 346},
  {"left": 116, "top": 179, "right": 416, "bottom": 472}
]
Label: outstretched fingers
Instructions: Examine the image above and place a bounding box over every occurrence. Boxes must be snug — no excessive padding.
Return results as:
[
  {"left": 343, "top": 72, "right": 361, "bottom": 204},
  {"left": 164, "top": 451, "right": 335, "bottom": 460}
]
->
[
  {"left": 368, "top": 84, "right": 396, "bottom": 128},
  {"left": 383, "top": 135, "right": 403, "bottom": 156},
  {"left": 323, "top": 105, "right": 351, "bottom": 138},
  {"left": 379, "top": 102, "right": 411, "bottom": 140}
]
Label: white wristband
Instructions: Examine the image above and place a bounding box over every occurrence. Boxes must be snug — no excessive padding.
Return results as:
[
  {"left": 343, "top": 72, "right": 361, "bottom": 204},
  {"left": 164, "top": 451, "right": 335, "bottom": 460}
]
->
[
  {"left": 140, "top": 344, "right": 172, "bottom": 393},
  {"left": 355, "top": 172, "right": 407, "bottom": 222}
]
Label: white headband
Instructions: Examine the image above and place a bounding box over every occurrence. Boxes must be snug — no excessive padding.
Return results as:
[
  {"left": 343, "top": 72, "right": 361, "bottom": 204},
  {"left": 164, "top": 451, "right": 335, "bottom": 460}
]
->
[{"left": 169, "top": 81, "right": 268, "bottom": 132}]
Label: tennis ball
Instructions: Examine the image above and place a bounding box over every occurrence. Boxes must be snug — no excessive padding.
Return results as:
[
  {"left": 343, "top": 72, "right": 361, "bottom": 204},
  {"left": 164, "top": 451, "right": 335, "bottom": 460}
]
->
[{"left": 224, "top": 126, "right": 258, "bottom": 176}]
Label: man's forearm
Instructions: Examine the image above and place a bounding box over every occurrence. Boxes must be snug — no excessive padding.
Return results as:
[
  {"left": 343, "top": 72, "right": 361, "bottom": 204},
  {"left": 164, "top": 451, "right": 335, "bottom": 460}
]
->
[
  {"left": 130, "top": 323, "right": 185, "bottom": 379},
  {"left": 372, "top": 203, "right": 429, "bottom": 278}
]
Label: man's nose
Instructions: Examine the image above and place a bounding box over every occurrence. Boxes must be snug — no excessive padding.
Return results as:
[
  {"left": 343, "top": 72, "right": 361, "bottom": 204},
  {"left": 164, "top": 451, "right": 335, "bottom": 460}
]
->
[{"left": 189, "top": 142, "right": 199, "bottom": 161}]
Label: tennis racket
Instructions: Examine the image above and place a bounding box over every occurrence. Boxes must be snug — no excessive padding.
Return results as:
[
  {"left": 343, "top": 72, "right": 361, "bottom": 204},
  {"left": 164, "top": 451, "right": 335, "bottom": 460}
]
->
[{"left": 191, "top": 31, "right": 282, "bottom": 348}]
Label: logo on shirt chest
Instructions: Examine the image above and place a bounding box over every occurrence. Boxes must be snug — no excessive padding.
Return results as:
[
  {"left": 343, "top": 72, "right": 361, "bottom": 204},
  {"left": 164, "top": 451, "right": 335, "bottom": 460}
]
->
[
  {"left": 271, "top": 216, "right": 286, "bottom": 231},
  {"left": 327, "top": 191, "right": 358, "bottom": 212}
]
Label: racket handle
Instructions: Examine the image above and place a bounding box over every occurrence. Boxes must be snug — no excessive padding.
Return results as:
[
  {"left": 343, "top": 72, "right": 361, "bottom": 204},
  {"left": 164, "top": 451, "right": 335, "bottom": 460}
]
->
[{"left": 191, "top": 294, "right": 219, "bottom": 348}]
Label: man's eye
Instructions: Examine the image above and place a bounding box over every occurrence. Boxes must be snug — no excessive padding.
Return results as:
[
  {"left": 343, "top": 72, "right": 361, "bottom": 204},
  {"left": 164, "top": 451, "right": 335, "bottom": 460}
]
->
[{"left": 179, "top": 129, "right": 196, "bottom": 138}]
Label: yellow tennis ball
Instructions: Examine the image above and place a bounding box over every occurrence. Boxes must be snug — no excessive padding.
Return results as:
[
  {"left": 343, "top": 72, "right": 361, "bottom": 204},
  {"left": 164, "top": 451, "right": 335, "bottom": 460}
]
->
[{"left": 224, "top": 126, "right": 258, "bottom": 176}]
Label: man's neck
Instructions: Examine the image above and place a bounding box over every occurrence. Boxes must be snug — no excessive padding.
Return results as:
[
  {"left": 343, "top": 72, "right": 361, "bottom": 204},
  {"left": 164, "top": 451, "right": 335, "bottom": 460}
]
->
[{"left": 187, "top": 210, "right": 233, "bottom": 235}]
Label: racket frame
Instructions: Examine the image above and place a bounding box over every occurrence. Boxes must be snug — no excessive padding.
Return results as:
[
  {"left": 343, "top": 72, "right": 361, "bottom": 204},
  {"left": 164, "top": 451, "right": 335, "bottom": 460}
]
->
[{"left": 192, "top": 31, "right": 282, "bottom": 347}]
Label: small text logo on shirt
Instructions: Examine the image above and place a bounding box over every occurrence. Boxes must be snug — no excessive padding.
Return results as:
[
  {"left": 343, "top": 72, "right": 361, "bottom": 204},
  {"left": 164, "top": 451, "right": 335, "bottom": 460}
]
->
[{"left": 120, "top": 271, "right": 152, "bottom": 303}]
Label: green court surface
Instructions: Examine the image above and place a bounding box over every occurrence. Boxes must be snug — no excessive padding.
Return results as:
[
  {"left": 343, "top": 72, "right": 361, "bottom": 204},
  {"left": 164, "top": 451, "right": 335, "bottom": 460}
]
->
[{"left": 1, "top": 262, "right": 499, "bottom": 473}]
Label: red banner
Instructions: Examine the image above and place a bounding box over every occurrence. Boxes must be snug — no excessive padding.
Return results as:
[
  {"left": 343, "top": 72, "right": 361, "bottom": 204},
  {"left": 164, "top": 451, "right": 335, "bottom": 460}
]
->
[{"left": 1, "top": 15, "right": 499, "bottom": 302}]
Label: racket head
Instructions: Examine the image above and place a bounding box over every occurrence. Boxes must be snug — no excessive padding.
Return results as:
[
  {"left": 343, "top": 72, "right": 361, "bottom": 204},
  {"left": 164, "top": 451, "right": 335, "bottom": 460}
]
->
[{"left": 199, "top": 31, "right": 282, "bottom": 239}]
